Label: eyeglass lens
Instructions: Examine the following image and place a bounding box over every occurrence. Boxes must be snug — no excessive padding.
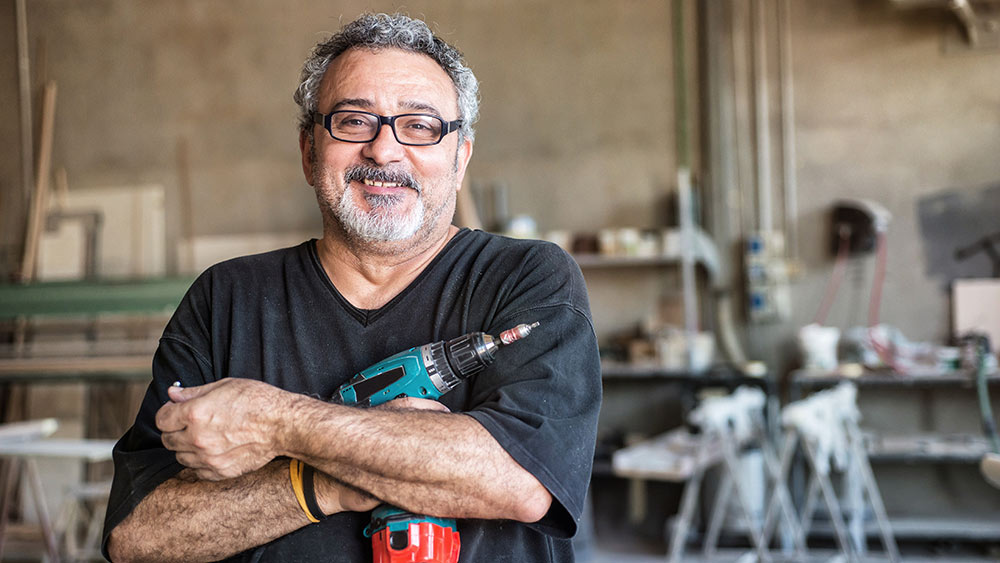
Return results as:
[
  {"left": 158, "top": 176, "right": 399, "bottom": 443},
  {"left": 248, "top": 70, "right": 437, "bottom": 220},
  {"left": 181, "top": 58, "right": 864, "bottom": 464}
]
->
[{"left": 330, "top": 111, "right": 444, "bottom": 145}]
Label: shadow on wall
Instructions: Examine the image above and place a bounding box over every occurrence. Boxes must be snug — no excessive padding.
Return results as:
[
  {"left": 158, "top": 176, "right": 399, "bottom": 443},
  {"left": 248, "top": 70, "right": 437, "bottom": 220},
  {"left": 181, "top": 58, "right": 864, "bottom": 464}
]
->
[{"left": 918, "top": 182, "right": 1000, "bottom": 285}]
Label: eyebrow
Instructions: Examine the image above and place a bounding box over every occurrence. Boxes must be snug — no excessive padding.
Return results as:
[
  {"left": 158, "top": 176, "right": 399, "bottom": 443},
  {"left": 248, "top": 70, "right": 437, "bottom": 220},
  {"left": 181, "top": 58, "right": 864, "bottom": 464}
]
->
[
  {"left": 331, "top": 98, "right": 374, "bottom": 111},
  {"left": 329, "top": 98, "right": 444, "bottom": 117}
]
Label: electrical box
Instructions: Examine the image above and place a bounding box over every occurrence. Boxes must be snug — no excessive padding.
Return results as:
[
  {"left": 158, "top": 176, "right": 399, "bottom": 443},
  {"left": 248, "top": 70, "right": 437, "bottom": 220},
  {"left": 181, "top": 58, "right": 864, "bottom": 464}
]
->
[
  {"left": 745, "top": 231, "right": 791, "bottom": 324},
  {"left": 830, "top": 199, "right": 891, "bottom": 256}
]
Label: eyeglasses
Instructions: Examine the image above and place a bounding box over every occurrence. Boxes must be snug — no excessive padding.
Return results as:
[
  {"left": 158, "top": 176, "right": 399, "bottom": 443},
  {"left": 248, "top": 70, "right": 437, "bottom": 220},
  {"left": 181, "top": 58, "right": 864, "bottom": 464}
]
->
[{"left": 313, "top": 110, "right": 463, "bottom": 146}]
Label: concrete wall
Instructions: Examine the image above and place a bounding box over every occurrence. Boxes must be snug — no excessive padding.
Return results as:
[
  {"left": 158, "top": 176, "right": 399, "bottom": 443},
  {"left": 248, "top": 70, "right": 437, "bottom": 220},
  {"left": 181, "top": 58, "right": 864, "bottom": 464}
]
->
[
  {"left": 2, "top": 0, "right": 1000, "bottom": 532},
  {"left": 789, "top": 0, "right": 1000, "bottom": 348},
  {"left": 0, "top": 0, "right": 684, "bottom": 278},
  {"left": 0, "top": 0, "right": 25, "bottom": 272}
]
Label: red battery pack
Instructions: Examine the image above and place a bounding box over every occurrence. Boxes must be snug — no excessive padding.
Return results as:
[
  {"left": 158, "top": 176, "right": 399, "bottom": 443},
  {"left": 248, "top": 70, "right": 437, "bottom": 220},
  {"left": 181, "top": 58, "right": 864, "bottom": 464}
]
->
[{"left": 371, "top": 521, "right": 460, "bottom": 563}]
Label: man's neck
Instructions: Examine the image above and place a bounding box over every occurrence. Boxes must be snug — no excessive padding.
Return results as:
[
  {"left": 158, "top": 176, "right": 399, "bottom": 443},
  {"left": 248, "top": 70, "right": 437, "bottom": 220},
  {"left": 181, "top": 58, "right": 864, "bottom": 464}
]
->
[{"left": 316, "top": 224, "right": 459, "bottom": 310}]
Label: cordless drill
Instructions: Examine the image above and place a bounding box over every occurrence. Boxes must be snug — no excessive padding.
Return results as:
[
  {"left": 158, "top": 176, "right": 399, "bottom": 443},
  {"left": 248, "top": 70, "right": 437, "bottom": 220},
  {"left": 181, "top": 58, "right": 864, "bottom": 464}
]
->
[{"left": 334, "top": 322, "right": 540, "bottom": 563}]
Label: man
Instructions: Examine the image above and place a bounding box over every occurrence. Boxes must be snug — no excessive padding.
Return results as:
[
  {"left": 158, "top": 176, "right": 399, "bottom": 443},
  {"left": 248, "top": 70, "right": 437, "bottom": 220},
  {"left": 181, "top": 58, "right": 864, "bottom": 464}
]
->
[{"left": 103, "top": 13, "right": 601, "bottom": 563}]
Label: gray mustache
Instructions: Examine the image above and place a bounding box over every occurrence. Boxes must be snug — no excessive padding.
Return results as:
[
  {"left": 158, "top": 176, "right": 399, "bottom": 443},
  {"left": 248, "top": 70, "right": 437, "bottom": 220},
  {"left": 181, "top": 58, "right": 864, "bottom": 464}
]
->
[{"left": 344, "top": 166, "right": 420, "bottom": 193}]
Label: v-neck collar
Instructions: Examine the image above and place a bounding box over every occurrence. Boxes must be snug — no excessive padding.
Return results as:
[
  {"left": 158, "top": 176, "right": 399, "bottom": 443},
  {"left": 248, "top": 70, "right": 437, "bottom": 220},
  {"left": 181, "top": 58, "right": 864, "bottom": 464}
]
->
[{"left": 306, "top": 229, "right": 470, "bottom": 326}]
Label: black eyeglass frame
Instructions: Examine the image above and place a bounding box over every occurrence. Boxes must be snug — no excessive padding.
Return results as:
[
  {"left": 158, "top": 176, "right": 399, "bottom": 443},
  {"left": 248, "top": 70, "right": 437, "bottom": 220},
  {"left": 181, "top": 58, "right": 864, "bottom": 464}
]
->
[{"left": 313, "top": 110, "right": 464, "bottom": 146}]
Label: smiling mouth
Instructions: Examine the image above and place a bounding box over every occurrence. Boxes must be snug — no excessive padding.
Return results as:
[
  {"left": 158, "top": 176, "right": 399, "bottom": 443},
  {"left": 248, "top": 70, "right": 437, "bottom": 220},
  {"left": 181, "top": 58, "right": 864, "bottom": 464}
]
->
[
  {"left": 362, "top": 178, "right": 406, "bottom": 188},
  {"left": 344, "top": 165, "right": 419, "bottom": 194}
]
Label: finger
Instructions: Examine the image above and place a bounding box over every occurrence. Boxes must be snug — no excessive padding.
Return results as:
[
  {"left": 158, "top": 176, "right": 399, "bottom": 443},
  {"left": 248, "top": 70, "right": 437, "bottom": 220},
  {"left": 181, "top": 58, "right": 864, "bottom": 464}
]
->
[
  {"left": 383, "top": 397, "right": 450, "bottom": 412},
  {"left": 196, "top": 468, "right": 226, "bottom": 482},
  {"left": 160, "top": 430, "right": 189, "bottom": 452},
  {"left": 160, "top": 428, "right": 206, "bottom": 454},
  {"left": 174, "top": 451, "right": 209, "bottom": 470},
  {"left": 167, "top": 379, "right": 223, "bottom": 404},
  {"left": 155, "top": 402, "right": 187, "bottom": 433}
]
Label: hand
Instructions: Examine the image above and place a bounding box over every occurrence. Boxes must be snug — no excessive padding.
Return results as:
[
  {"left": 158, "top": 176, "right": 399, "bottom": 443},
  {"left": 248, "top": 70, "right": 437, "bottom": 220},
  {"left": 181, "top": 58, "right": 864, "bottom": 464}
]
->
[
  {"left": 156, "top": 378, "right": 293, "bottom": 481},
  {"left": 377, "top": 397, "right": 451, "bottom": 413},
  {"left": 314, "top": 473, "right": 381, "bottom": 515}
]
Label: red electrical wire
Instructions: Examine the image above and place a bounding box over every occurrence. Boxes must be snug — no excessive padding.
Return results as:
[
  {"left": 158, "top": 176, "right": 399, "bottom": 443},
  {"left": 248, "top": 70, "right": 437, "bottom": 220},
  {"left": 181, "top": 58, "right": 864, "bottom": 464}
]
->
[
  {"left": 868, "top": 230, "right": 888, "bottom": 328},
  {"left": 866, "top": 231, "right": 900, "bottom": 371},
  {"left": 814, "top": 228, "right": 851, "bottom": 325}
]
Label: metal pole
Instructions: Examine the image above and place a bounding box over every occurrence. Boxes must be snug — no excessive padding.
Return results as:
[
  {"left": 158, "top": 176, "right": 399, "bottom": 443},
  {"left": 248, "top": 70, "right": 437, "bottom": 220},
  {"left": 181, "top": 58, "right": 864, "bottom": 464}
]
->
[
  {"left": 732, "top": 0, "right": 756, "bottom": 235},
  {"left": 753, "top": 0, "right": 774, "bottom": 233},
  {"left": 673, "top": 0, "right": 700, "bottom": 361},
  {"left": 777, "top": 0, "right": 799, "bottom": 261}
]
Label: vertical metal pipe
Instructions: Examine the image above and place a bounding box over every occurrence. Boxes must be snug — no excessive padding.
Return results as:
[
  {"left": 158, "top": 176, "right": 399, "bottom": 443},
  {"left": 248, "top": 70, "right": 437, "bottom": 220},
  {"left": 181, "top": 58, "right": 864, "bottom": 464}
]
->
[
  {"left": 16, "top": 0, "right": 34, "bottom": 204},
  {"left": 673, "top": 0, "right": 699, "bottom": 359},
  {"left": 679, "top": 169, "right": 699, "bottom": 342},
  {"left": 778, "top": 0, "right": 799, "bottom": 260},
  {"left": 731, "top": 1, "right": 755, "bottom": 235},
  {"left": 716, "top": 1, "right": 741, "bottom": 242},
  {"left": 753, "top": 0, "right": 773, "bottom": 233},
  {"left": 673, "top": 0, "right": 690, "bottom": 170}
]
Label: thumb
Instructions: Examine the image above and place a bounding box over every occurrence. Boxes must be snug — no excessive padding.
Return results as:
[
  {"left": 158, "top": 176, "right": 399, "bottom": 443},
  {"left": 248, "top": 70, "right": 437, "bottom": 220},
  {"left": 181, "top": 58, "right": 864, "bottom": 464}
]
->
[{"left": 167, "top": 381, "right": 217, "bottom": 403}]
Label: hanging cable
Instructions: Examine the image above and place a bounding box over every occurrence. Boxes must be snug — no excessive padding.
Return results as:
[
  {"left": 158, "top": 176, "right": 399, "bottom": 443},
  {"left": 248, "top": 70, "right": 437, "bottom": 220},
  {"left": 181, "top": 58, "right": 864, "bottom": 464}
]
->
[
  {"left": 866, "top": 232, "right": 900, "bottom": 371},
  {"left": 814, "top": 227, "right": 851, "bottom": 325},
  {"left": 868, "top": 231, "right": 888, "bottom": 328}
]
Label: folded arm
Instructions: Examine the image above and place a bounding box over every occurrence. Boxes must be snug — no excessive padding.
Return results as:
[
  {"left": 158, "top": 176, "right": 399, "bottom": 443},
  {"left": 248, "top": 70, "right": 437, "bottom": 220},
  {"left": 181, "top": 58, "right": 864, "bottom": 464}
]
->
[
  {"left": 106, "top": 460, "right": 377, "bottom": 563},
  {"left": 109, "top": 379, "right": 551, "bottom": 561},
  {"left": 155, "top": 380, "right": 552, "bottom": 522}
]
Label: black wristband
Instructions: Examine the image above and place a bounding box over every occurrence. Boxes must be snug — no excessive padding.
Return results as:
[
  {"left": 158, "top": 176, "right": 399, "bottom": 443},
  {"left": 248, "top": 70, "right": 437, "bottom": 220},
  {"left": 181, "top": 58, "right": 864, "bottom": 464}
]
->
[{"left": 300, "top": 463, "right": 328, "bottom": 521}]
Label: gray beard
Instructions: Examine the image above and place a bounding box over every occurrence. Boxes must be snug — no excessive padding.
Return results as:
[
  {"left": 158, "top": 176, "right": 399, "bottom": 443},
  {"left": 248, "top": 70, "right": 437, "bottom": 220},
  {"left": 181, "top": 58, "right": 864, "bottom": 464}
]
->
[{"left": 335, "top": 184, "right": 425, "bottom": 242}]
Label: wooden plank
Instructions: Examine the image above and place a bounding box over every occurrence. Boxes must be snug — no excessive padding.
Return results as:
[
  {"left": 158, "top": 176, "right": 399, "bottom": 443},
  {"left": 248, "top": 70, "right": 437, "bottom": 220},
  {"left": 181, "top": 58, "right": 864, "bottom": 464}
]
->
[
  {"left": 0, "top": 439, "right": 115, "bottom": 461},
  {"left": 0, "top": 356, "right": 151, "bottom": 376},
  {"left": 0, "top": 277, "right": 194, "bottom": 318},
  {"left": 954, "top": 279, "right": 1000, "bottom": 350},
  {"left": 15, "top": 0, "right": 33, "bottom": 206},
  {"left": 0, "top": 419, "right": 57, "bottom": 443},
  {"left": 455, "top": 173, "right": 482, "bottom": 230},
  {"left": 176, "top": 137, "right": 195, "bottom": 272},
  {"left": 20, "top": 82, "right": 57, "bottom": 282}
]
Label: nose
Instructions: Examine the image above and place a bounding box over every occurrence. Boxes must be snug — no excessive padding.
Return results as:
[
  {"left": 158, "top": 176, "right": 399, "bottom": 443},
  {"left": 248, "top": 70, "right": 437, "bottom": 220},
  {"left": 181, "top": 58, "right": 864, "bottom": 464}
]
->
[{"left": 360, "top": 122, "right": 405, "bottom": 166}]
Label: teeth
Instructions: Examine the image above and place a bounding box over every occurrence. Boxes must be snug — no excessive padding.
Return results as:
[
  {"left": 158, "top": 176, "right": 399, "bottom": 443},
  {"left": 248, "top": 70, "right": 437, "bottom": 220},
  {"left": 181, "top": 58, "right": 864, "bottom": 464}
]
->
[{"left": 363, "top": 178, "right": 402, "bottom": 188}]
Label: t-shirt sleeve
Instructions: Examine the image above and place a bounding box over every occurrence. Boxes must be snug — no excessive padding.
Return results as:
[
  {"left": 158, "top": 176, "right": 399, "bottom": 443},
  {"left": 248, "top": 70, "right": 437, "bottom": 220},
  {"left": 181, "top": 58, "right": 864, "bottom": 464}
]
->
[
  {"left": 463, "top": 244, "right": 602, "bottom": 539},
  {"left": 101, "top": 300, "right": 217, "bottom": 558}
]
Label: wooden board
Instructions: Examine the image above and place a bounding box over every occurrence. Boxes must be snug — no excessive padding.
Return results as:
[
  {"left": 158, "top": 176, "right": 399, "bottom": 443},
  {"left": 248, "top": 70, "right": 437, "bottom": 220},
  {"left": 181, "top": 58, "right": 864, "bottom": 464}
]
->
[
  {"left": 953, "top": 279, "right": 1000, "bottom": 350},
  {"left": 37, "top": 184, "right": 167, "bottom": 280},
  {"left": 20, "top": 82, "right": 57, "bottom": 281}
]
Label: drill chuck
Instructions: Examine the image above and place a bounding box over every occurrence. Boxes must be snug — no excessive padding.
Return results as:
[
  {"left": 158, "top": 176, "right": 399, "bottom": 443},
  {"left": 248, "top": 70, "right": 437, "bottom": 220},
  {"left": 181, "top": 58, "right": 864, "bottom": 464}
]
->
[
  {"left": 445, "top": 333, "right": 498, "bottom": 380},
  {"left": 422, "top": 333, "right": 498, "bottom": 396}
]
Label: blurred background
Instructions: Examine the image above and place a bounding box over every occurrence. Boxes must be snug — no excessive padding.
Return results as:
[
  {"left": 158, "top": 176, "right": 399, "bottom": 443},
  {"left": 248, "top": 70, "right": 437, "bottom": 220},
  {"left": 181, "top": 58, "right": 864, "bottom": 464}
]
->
[{"left": 1, "top": 0, "right": 999, "bottom": 561}]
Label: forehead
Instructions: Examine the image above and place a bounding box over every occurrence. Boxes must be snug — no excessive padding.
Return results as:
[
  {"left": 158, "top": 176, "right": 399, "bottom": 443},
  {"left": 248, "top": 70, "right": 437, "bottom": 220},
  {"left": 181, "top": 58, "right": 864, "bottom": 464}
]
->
[{"left": 318, "top": 48, "right": 459, "bottom": 116}]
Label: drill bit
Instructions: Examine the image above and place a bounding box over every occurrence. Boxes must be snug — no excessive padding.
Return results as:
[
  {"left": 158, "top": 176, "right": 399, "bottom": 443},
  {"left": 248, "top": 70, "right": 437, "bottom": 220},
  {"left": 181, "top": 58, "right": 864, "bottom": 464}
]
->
[{"left": 498, "top": 322, "right": 540, "bottom": 346}]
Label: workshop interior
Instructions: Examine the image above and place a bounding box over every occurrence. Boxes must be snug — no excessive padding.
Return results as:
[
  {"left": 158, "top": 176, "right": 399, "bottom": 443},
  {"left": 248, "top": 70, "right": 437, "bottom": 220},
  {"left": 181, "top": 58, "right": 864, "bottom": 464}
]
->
[{"left": 1, "top": 0, "right": 1000, "bottom": 561}]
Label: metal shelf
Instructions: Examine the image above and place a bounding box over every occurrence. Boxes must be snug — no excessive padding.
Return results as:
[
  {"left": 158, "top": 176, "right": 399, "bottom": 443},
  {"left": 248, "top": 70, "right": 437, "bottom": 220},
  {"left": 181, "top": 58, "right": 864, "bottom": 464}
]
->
[
  {"left": 573, "top": 254, "right": 684, "bottom": 269},
  {"left": 601, "top": 361, "right": 768, "bottom": 384},
  {"left": 791, "top": 369, "right": 1000, "bottom": 392},
  {"left": 866, "top": 432, "right": 991, "bottom": 464},
  {"left": 808, "top": 516, "right": 1000, "bottom": 541}
]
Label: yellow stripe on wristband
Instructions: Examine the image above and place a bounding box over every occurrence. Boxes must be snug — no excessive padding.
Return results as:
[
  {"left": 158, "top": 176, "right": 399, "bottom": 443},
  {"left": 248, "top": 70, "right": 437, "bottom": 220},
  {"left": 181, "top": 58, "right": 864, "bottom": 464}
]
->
[{"left": 289, "top": 458, "right": 320, "bottom": 523}]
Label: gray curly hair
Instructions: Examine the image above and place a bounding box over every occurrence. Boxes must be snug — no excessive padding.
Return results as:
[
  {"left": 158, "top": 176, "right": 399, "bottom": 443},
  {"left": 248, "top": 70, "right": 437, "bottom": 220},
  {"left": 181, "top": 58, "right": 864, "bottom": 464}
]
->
[{"left": 293, "top": 13, "right": 480, "bottom": 143}]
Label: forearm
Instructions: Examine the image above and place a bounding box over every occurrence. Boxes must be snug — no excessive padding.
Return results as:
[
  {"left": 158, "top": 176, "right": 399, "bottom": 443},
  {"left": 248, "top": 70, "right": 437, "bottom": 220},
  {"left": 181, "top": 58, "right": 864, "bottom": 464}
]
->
[
  {"left": 108, "top": 460, "right": 310, "bottom": 562},
  {"left": 155, "top": 379, "right": 551, "bottom": 525},
  {"left": 284, "top": 396, "right": 551, "bottom": 522}
]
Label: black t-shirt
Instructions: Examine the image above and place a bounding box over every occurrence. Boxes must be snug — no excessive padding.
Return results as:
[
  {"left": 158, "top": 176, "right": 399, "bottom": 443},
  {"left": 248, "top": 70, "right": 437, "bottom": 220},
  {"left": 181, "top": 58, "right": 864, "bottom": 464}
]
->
[{"left": 102, "top": 229, "right": 602, "bottom": 562}]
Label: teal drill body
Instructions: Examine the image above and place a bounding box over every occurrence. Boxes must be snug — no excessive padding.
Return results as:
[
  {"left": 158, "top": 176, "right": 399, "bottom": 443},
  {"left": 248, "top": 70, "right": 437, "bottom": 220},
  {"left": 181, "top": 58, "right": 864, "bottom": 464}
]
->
[
  {"left": 332, "top": 324, "right": 538, "bottom": 563},
  {"left": 335, "top": 331, "right": 498, "bottom": 407}
]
